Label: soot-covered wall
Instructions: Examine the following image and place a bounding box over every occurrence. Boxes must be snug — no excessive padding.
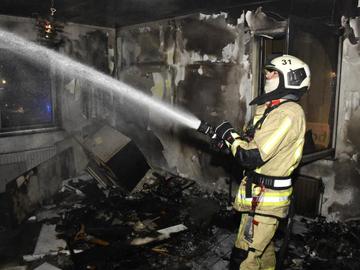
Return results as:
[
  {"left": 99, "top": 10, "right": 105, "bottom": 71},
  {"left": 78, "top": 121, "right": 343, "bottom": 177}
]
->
[
  {"left": 114, "top": 10, "right": 360, "bottom": 220},
  {"left": 115, "top": 13, "right": 253, "bottom": 188},
  {"left": 0, "top": 13, "right": 253, "bottom": 194},
  {"left": 3, "top": 9, "right": 360, "bottom": 221},
  {"left": 0, "top": 15, "right": 68, "bottom": 194},
  {"left": 300, "top": 16, "right": 360, "bottom": 221},
  {"left": 0, "top": 15, "right": 115, "bottom": 216}
]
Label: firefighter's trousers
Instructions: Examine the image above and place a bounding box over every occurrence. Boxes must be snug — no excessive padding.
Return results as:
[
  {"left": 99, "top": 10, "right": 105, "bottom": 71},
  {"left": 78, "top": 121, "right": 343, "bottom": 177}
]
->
[{"left": 233, "top": 213, "right": 279, "bottom": 270}]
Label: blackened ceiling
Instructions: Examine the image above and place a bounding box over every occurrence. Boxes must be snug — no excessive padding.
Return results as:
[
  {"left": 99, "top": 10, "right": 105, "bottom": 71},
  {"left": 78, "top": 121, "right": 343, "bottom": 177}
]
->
[
  {"left": 2, "top": 0, "right": 281, "bottom": 27},
  {"left": 0, "top": 0, "right": 358, "bottom": 28}
]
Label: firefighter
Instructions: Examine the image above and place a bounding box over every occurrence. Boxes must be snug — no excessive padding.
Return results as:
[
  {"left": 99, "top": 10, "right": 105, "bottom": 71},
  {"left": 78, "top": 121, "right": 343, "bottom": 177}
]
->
[{"left": 213, "top": 55, "right": 310, "bottom": 270}]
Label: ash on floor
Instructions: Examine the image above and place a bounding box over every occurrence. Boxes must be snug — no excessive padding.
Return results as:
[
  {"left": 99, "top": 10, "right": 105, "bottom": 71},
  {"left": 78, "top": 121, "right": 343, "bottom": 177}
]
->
[
  {"left": 283, "top": 216, "right": 360, "bottom": 270},
  {"left": 1, "top": 170, "right": 238, "bottom": 270},
  {"left": 2, "top": 170, "right": 360, "bottom": 270}
]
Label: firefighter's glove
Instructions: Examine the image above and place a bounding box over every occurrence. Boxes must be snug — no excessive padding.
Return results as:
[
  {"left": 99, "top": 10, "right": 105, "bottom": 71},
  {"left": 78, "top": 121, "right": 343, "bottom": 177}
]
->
[
  {"left": 210, "top": 137, "right": 231, "bottom": 154},
  {"left": 211, "top": 137, "right": 224, "bottom": 150},
  {"left": 214, "top": 121, "right": 236, "bottom": 145}
]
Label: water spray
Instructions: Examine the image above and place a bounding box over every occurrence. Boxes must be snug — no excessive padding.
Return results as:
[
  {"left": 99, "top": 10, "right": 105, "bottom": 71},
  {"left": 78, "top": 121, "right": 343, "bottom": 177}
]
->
[{"left": 0, "top": 28, "right": 204, "bottom": 131}]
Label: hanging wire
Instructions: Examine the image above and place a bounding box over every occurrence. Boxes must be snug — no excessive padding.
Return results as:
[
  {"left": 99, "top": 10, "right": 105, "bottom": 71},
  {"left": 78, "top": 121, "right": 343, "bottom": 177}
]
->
[{"left": 50, "top": 0, "right": 56, "bottom": 16}]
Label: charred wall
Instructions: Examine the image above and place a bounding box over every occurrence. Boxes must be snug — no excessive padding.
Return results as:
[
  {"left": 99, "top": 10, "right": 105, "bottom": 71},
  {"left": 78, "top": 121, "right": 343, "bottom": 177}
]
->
[
  {"left": 299, "top": 16, "right": 360, "bottom": 221},
  {"left": 115, "top": 13, "right": 253, "bottom": 188},
  {"left": 112, "top": 8, "right": 360, "bottom": 219},
  {"left": 0, "top": 16, "right": 68, "bottom": 193},
  {"left": 0, "top": 16, "right": 115, "bottom": 211},
  {"left": 2, "top": 5, "right": 360, "bottom": 221},
  {"left": 7, "top": 148, "right": 74, "bottom": 225}
]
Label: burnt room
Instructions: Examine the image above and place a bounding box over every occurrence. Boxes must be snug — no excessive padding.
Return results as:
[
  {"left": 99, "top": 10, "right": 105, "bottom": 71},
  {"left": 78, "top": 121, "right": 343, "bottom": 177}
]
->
[{"left": 0, "top": 0, "right": 360, "bottom": 269}]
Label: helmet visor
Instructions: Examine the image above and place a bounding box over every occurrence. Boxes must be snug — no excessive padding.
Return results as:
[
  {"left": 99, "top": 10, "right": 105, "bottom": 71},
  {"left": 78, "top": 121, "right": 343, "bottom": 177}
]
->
[{"left": 287, "top": 67, "right": 307, "bottom": 86}]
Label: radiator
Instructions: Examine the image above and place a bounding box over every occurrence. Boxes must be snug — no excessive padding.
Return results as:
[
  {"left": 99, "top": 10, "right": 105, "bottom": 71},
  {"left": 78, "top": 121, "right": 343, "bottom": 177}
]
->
[{"left": 293, "top": 175, "right": 324, "bottom": 218}]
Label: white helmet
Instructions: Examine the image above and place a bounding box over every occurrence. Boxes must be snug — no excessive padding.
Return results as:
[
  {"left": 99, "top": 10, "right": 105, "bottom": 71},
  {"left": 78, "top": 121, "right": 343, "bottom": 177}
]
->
[{"left": 250, "top": 54, "right": 311, "bottom": 105}]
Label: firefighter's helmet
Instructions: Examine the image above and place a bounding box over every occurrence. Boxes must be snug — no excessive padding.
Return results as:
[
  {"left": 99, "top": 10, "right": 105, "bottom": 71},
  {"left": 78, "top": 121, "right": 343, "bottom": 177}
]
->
[{"left": 250, "top": 54, "right": 311, "bottom": 105}]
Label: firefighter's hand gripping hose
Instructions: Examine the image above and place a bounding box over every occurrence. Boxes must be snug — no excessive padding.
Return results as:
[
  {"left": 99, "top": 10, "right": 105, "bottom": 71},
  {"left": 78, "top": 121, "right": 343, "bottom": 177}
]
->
[
  {"left": 214, "top": 121, "right": 236, "bottom": 143},
  {"left": 197, "top": 121, "right": 215, "bottom": 137},
  {"left": 197, "top": 120, "right": 234, "bottom": 152}
]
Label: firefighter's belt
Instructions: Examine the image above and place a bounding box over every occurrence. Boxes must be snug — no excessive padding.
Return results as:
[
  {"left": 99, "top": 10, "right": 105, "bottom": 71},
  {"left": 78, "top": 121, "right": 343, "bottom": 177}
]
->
[{"left": 245, "top": 171, "right": 292, "bottom": 198}]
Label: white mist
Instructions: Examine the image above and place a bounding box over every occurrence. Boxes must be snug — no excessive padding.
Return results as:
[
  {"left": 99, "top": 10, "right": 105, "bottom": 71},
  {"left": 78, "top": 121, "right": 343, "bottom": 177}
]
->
[{"left": 0, "top": 29, "right": 201, "bottom": 130}]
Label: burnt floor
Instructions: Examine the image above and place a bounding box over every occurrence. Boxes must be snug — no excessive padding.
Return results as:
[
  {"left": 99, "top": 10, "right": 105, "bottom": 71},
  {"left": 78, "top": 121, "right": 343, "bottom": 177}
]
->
[
  {"left": 0, "top": 171, "right": 238, "bottom": 270},
  {"left": 0, "top": 171, "right": 360, "bottom": 270}
]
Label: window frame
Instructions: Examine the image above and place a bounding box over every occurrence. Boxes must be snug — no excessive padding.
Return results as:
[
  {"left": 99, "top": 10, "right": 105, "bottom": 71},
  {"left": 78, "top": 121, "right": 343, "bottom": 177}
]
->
[
  {"left": 255, "top": 16, "right": 342, "bottom": 164},
  {"left": 0, "top": 48, "right": 59, "bottom": 136}
]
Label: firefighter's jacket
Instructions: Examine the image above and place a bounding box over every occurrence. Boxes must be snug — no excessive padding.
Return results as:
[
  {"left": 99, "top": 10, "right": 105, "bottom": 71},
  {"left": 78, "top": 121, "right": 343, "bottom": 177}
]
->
[{"left": 230, "top": 101, "right": 306, "bottom": 218}]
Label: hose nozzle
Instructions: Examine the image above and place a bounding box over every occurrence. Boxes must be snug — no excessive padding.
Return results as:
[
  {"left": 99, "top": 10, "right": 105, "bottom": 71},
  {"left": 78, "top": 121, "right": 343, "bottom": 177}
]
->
[{"left": 197, "top": 121, "right": 215, "bottom": 137}]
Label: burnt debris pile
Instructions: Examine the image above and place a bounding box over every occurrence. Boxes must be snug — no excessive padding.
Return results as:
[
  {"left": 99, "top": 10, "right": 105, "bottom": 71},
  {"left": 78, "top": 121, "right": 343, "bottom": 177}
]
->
[
  {"left": 23, "top": 171, "right": 236, "bottom": 270},
  {"left": 285, "top": 217, "right": 360, "bottom": 270}
]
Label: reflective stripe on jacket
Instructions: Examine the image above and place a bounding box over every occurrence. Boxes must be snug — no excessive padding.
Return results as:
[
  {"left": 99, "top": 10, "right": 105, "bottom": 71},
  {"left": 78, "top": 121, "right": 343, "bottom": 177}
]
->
[{"left": 232, "top": 102, "right": 306, "bottom": 218}]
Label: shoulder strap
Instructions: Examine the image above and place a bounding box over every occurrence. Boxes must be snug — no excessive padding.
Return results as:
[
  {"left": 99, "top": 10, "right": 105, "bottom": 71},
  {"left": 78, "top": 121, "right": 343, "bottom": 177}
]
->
[
  {"left": 253, "top": 100, "right": 293, "bottom": 131},
  {"left": 241, "top": 100, "right": 294, "bottom": 141}
]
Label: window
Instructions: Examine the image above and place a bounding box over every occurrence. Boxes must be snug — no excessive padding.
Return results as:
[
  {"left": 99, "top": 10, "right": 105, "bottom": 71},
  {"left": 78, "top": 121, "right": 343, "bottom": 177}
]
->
[
  {"left": 258, "top": 16, "right": 340, "bottom": 163},
  {"left": 0, "top": 48, "right": 56, "bottom": 134}
]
